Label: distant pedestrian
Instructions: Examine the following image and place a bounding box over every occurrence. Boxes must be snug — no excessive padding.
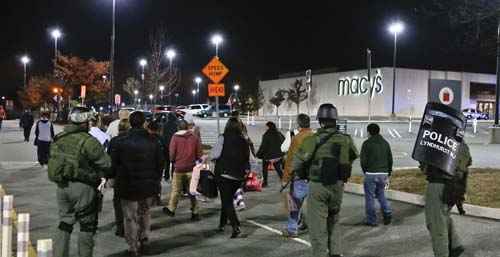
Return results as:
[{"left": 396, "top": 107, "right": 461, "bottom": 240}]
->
[
  {"left": 256, "top": 121, "right": 285, "bottom": 187},
  {"left": 34, "top": 112, "right": 55, "bottom": 166},
  {"left": 281, "top": 114, "right": 314, "bottom": 237},
  {"left": 163, "top": 119, "right": 202, "bottom": 221},
  {"left": 89, "top": 115, "right": 110, "bottom": 150},
  {"left": 20, "top": 109, "right": 35, "bottom": 142},
  {"left": 231, "top": 110, "right": 256, "bottom": 156},
  {"left": 421, "top": 141, "right": 471, "bottom": 257},
  {"left": 360, "top": 123, "right": 393, "bottom": 226},
  {"left": 147, "top": 120, "right": 166, "bottom": 205},
  {"left": 107, "top": 119, "right": 130, "bottom": 238},
  {"left": 110, "top": 111, "right": 164, "bottom": 256},
  {"left": 211, "top": 117, "right": 250, "bottom": 238},
  {"left": 161, "top": 112, "right": 178, "bottom": 181},
  {"left": 0, "top": 106, "right": 6, "bottom": 131},
  {"left": 107, "top": 109, "right": 131, "bottom": 139}
]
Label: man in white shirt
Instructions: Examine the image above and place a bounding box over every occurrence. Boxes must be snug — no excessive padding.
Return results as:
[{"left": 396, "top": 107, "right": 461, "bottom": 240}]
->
[
  {"left": 89, "top": 116, "right": 111, "bottom": 149},
  {"left": 107, "top": 109, "right": 131, "bottom": 139}
]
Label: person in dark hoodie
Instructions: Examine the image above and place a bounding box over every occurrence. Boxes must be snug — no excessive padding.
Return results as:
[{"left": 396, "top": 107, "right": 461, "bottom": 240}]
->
[
  {"left": 20, "top": 109, "right": 35, "bottom": 142},
  {"left": 162, "top": 112, "right": 178, "bottom": 181},
  {"left": 110, "top": 111, "right": 164, "bottom": 256},
  {"left": 163, "top": 119, "right": 202, "bottom": 221},
  {"left": 360, "top": 123, "right": 393, "bottom": 226},
  {"left": 34, "top": 112, "right": 55, "bottom": 166},
  {"left": 256, "top": 121, "right": 285, "bottom": 187}
]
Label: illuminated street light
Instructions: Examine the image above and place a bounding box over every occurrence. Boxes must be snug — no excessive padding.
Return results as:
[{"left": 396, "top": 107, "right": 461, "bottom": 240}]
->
[
  {"left": 165, "top": 49, "right": 176, "bottom": 68},
  {"left": 194, "top": 77, "right": 202, "bottom": 103},
  {"left": 211, "top": 34, "right": 224, "bottom": 57},
  {"left": 139, "top": 58, "right": 147, "bottom": 83},
  {"left": 159, "top": 85, "right": 165, "bottom": 104},
  {"left": 20, "top": 55, "right": 30, "bottom": 88},
  {"left": 388, "top": 21, "right": 405, "bottom": 117}
]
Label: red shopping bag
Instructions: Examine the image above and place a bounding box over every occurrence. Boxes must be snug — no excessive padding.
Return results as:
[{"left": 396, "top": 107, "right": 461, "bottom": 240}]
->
[{"left": 245, "top": 171, "right": 262, "bottom": 192}]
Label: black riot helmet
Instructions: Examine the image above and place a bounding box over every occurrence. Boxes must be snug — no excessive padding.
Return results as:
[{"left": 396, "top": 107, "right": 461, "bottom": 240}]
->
[{"left": 316, "top": 103, "right": 338, "bottom": 120}]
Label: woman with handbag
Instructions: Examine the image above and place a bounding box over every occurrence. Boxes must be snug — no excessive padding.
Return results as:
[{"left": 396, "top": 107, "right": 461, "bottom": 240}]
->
[{"left": 211, "top": 117, "right": 250, "bottom": 238}]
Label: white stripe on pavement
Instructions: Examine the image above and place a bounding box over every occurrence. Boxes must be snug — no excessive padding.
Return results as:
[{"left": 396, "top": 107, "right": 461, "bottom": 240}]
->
[
  {"left": 246, "top": 219, "right": 311, "bottom": 247},
  {"left": 391, "top": 128, "right": 402, "bottom": 138},
  {"left": 387, "top": 128, "right": 396, "bottom": 138}
]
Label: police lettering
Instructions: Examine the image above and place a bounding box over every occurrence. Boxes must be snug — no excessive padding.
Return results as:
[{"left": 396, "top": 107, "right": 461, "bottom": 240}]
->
[
  {"left": 422, "top": 130, "right": 458, "bottom": 152},
  {"left": 337, "top": 69, "right": 383, "bottom": 98}
]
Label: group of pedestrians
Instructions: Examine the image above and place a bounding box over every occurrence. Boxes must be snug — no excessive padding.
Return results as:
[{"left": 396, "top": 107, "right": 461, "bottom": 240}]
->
[{"left": 44, "top": 101, "right": 471, "bottom": 257}]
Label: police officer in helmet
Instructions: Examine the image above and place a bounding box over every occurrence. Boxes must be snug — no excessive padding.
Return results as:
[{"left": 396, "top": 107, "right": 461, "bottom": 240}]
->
[
  {"left": 292, "top": 103, "right": 358, "bottom": 257},
  {"left": 50, "top": 106, "right": 111, "bottom": 257}
]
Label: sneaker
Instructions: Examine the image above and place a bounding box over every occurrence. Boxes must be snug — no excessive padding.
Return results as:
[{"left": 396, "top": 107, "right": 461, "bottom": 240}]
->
[
  {"left": 162, "top": 207, "right": 175, "bottom": 217},
  {"left": 230, "top": 227, "right": 241, "bottom": 239},
  {"left": 298, "top": 223, "right": 308, "bottom": 231},
  {"left": 191, "top": 213, "right": 201, "bottom": 221},
  {"left": 282, "top": 229, "right": 299, "bottom": 238},
  {"left": 449, "top": 246, "right": 465, "bottom": 257},
  {"left": 383, "top": 215, "right": 392, "bottom": 225},
  {"left": 364, "top": 221, "right": 378, "bottom": 227}
]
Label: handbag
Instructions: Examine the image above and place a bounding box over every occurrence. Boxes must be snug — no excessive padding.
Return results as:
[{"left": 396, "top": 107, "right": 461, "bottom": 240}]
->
[
  {"left": 245, "top": 171, "right": 262, "bottom": 192},
  {"left": 197, "top": 170, "right": 218, "bottom": 198}
]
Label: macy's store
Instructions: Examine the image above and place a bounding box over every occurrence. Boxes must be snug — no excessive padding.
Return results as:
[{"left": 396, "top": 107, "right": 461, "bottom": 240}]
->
[{"left": 259, "top": 67, "right": 497, "bottom": 118}]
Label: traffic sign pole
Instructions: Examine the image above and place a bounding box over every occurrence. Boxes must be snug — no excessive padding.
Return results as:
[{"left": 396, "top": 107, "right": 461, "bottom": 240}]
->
[{"left": 216, "top": 96, "right": 220, "bottom": 135}]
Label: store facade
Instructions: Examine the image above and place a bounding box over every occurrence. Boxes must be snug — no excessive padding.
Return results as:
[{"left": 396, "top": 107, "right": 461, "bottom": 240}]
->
[{"left": 259, "top": 67, "right": 497, "bottom": 118}]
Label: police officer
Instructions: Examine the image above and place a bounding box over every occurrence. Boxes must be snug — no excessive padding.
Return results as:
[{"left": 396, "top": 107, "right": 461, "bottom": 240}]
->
[
  {"left": 422, "top": 141, "right": 471, "bottom": 257},
  {"left": 292, "top": 103, "right": 358, "bottom": 257},
  {"left": 49, "top": 107, "right": 111, "bottom": 257}
]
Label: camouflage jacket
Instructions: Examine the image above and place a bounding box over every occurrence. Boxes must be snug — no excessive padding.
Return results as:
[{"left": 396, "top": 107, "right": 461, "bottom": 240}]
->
[{"left": 292, "top": 127, "right": 359, "bottom": 183}]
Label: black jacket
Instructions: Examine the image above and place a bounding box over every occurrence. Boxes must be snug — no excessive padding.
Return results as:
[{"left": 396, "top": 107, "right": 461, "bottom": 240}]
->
[
  {"left": 20, "top": 112, "right": 34, "bottom": 129},
  {"left": 110, "top": 128, "right": 164, "bottom": 201},
  {"left": 256, "top": 129, "right": 285, "bottom": 160},
  {"left": 216, "top": 132, "right": 250, "bottom": 181}
]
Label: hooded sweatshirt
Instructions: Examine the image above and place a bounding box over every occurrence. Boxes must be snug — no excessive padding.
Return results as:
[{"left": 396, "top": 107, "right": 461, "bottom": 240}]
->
[{"left": 169, "top": 129, "right": 202, "bottom": 173}]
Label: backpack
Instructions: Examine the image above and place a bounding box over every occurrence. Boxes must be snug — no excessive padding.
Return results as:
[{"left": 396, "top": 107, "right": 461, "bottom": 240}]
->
[{"left": 47, "top": 133, "right": 90, "bottom": 185}]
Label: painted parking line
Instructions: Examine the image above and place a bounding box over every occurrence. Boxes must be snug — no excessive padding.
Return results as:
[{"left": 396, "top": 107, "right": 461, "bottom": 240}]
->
[
  {"left": 391, "top": 128, "right": 402, "bottom": 138},
  {"left": 387, "top": 128, "right": 396, "bottom": 138},
  {"left": 246, "top": 219, "right": 311, "bottom": 247},
  {"left": 354, "top": 128, "right": 358, "bottom": 138}
]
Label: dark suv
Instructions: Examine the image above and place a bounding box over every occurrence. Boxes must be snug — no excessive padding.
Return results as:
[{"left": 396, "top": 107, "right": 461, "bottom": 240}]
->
[{"left": 199, "top": 104, "right": 231, "bottom": 118}]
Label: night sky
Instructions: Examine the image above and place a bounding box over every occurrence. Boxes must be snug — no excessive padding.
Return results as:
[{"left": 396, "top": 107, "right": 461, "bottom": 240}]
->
[{"left": 1, "top": 0, "right": 497, "bottom": 102}]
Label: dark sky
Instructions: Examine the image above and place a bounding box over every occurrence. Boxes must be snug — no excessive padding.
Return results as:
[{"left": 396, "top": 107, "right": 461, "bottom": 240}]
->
[{"left": 1, "top": 0, "right": 497, "bottom": 101}]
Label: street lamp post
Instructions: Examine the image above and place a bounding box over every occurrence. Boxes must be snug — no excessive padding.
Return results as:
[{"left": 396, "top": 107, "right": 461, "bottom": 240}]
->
[
  {"left": 388, "top": 21, "right": 404, "bottom": 118},
  {"left": 139, "top": 58, "right": 147, "bottom": 87},
  {"left": 51, "top": 29, "right": 62, "bottom": 71},
  {"left": 149, "top": 94, "right": 154, "bottom": 109},
  {"left": 211, "top": 34, "right": 223, "bottom": 58},
  {"left": 194, "top": 77, "right": 202, "bottom": 103},
  {"left": 110, "top": 0, "right": 117, "bottom": 109},
  {"left": 192, "top": 89, "right": 197, "bottom": 103},
  {"left": 233, "top": 84, "right": 240, "bottom": 112},
  {"left": 159, "top": 85, "right": 165, "bottom": 105},
  {"left": 134, "top": 89, "right": 139, "bottom": 107},
  {"left": 165, "top": 49, "right": 176, "bottom": 69},
  {"left": 20, "top": 55, "right": 30, "bottom": 88}
]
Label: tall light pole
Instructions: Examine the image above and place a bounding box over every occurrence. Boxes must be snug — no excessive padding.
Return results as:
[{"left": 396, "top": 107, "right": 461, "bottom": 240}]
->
[
  {"left": 211, "top": 34, "right": 223, "bottom": 58},
  {"left": 194, "top": 77, "right": 202, "bottom": 103},
  {"left": 134, "top": 89, "right": 139, "bottom": 107},
  {"left": 139, "top": 58, "right": 147, "bottom": 85},
  {"left": 20, "top": 55, "right": 30, "bottom": 88},
  {"left": 110, "top": 0, "right": 117, "bottom": 109},
  {"left": 388, "top": 21, "right": 404, "bottom": 118},
  {"left": 51, "top": 29, "right": 62, "bottom": 72},
  {"left": 159, "top": 85, "right": 165, "bottom": 105},
  {"left": 233, "top": 84, "right": 240, "bottom": 112},
  {"left": 192, "top": 89, "right": 197, "bottom": 103},
  {"left": 149, "top": 94, "right": 154, "bottom": 108},
  {"left": 165, "top": 49, "right": 176, "bottom": 69}
]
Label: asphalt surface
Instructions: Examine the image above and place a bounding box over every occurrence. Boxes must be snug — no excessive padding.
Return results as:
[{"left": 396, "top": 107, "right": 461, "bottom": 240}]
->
[{"left": 1, "top": 119, "right": 500, "bottom": 257}]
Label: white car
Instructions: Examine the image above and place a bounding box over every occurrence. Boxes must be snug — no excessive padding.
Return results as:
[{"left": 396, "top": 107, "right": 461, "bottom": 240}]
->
[{"left": 185, "top": 104, "right": 210, "bottom": 116}]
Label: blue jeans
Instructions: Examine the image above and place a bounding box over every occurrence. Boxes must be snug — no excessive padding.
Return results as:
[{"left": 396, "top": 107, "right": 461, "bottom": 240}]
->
[
  {"left": 364, "top": 174, "right": 392, "bottom": 224},
  {"left": 287, "top": 180, "right": 309, "bottom": 234}
]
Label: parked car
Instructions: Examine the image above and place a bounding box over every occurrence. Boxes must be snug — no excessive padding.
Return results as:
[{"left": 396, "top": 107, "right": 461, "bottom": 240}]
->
[
  {"left": 154, "top": 111, "right": 183, "bottom": 122},
  {"left": 185, "top": 104, "right": 210, "bottom": 116},
  {"left": 152, "top": 105, "right": 175, "bottom": 113},
  {"left": 462, "top": 108, "right": 489, "bottom": 120},
  {"left": 199, "top": 104, "right": 231, "bottom": 118},
  {"left": 176, "top": 105, "right": 187, "bottom": 110}
]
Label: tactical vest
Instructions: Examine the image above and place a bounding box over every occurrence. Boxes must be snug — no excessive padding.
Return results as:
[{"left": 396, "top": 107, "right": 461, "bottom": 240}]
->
[
  {"left": 309, "top": 132, "right": 354, "bottom": 185},
  {"left": 48, "top": 132, "right": 98, "bottom": 186}
]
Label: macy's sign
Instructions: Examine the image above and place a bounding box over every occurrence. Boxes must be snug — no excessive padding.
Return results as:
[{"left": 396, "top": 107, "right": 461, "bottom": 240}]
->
[{"left": 337, "top": 69, "right": 383, "bottom": 98}]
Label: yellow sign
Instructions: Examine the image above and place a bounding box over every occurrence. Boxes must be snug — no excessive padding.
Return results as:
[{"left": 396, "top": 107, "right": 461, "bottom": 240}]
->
[
  {"left": 202, "top": 57, "right": 229, "bottom": 84},
  {"left": 208, "top": 83, "right": 225, "bottom": 97}
]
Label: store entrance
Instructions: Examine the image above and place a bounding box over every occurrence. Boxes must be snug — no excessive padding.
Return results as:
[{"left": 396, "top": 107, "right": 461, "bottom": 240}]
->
[{"left": 477, "top": 101, "right": 495, "bottom": 119}]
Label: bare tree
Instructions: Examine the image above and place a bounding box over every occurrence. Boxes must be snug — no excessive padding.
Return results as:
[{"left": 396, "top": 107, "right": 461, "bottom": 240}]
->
[
  {"left": 287, "top": 79, "right": 308, "bottom": 115},
  {"left": 146, "top": 26, "right": 181, "bottom": 103},
  {"left": 122, "top": 77, "right": 141, "bottom": 99},
  {"left": 269, "top": 89, "right": 287, "bottom": 118}
]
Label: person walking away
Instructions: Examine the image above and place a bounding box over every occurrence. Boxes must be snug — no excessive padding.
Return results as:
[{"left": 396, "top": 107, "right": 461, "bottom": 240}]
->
[
  {"left": 162, "top": 112, "right": 178, "bottom": 181},
  {"left": 281, "top": 114, "right": 314, "bottom": 237},
  {"left": 20, "top": 109, "right": 34, "bottom": 141},
  {"left": 210, "top": 117, "right": 250, "bottom": 238},
  {"left": 292, "top": 103, "right": 358, "bottom": 257},
  {"left": 0, "top": 106, "right": 6, "bottom": 131},
  {"left": 107, "top": 119, "right": 130, "bottom": 238},
  {"left": 89, "top": 115, "right": 110, "bottom": 150},
  {"left": 232, "top": 110, "right": 256, "bottom": 156},
  {"left": 147, "top": 120, "right": 166, "bottom": 205},
  {"left": 110, "top": 111, "right": 164, "bottom": 256},
  {"left": 421, "top": 141, "right": 471, "bottom": 257},
  {"left": 48, "top": 107, "right": 111, "bottom": 257},
  {"left": 35, "top": 112, "right": 55, "bottom": 166},
  {"left": 107, "top": 109, "right": 131, "bottom": 138},
  {"left": 256, "top": 121, "right": 285, "bottom": 187},
  {"left": 163, "top": 120, "right": 202, "bottom": 221},
  {"left": 360, "top": 123, "right": 393, "bottom": 226}
]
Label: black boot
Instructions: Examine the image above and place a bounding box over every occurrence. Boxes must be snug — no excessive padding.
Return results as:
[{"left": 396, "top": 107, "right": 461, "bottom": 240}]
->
[
  {"left": 230, "top": 227, "right": 241, "bottom": 239},
  {"left": 449, "top": 246, "right": 465, "bottom": 257}
]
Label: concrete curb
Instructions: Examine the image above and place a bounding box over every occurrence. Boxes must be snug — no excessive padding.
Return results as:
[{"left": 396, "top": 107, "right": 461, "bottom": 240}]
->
[{"left": 344, "top": 182, "right": 500, "bottom": 221}]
